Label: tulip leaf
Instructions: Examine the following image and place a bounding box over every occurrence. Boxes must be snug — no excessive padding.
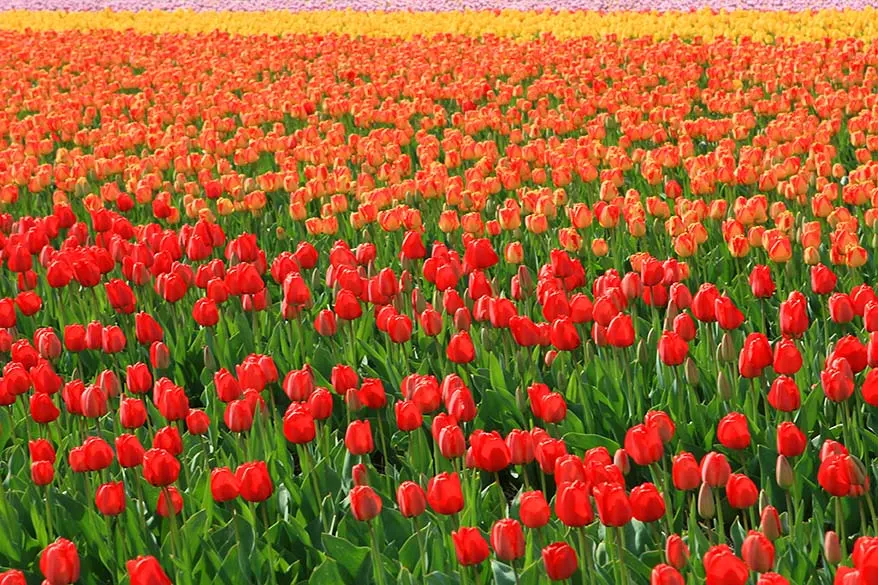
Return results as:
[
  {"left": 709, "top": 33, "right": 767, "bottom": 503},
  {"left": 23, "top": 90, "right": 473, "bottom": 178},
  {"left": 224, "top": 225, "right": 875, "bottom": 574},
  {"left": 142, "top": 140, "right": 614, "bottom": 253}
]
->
[
  {"left": 321, "top": 533, "right": 370, "bottom": 584},
  {"left": 490, "top": 560, "right": 517, "bottom": 585},
  {"left": 425, "top": 570, "right": 461, "bottom": 585},
  {"left": 561, "top": 432, "right": 620, "bottom": 454},
  {"left": 308, "top": 557, "right": 345, "bottom": 585}
]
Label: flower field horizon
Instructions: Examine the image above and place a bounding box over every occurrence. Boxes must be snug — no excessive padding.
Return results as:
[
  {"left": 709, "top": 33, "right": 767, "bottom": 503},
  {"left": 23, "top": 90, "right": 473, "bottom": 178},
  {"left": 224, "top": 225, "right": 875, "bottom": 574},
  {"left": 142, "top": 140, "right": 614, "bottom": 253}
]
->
[{"left": 2, "top": 3, "right": 878, "bottom": 585}]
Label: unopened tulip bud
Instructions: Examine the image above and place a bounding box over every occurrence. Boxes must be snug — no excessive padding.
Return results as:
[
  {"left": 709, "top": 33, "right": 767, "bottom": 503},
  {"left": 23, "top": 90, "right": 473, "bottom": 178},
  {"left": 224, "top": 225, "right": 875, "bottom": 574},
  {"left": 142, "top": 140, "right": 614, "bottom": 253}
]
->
[
  {"left": 352, "top": 463, "right": 368, "bottom": 487},
  {"left": 665, "top": 534, "right": 690, "bottom": 569},
  {"left": 311, "top": 269, "right": 322, "bottom": 294},
  {"left": 545, "top": 350, "right": 558, "bottom": 367},
  {"left": 637, "top": 339, "right": 648, "bottom": 363},
  {"left": 203, "top": 345, "right": 216, "bottom": 372},
  {"left": 432, "top": 289, "right": 441, "bottom": 313},
  {"left": 684, "top": 358, "right": 699, "bottom": 386},
  {"left": 275, "top": 226, "right": 287, "bottom": 240},
  {"left": 647, "top": 327, "right": 657, "bottom": 347},
  {"left": 849, "top": 455, "right": 868, "bottom": 485},
  {"left": 614, "top": 449, "right": 630, "bottom": 475},
  {"left": 480, "top": 327, "right": 491, "bottom": 350},
  {"left": 345, "top": 388, "right": 363, "bottom": 412},
  {"left": 583, "top": 341, "right": 595, "bottom": 363},
  {"left": 400, "top": 270, "right": 413, "bottom": 293},
  {"left": 761, "top": 505, "right": 782, "bottom": 541},
  {"left": 664, "top": 304, "right": 679, "bottom": 330},
  {"left": 775, "top": 455, "right": 794, "bottom": 489},
  {"left": 412, "top": 288, "right": 426, "bottom": 314},
  {"left": 758, "top": 490, "right": 769, "bottom": 511},
  {"left": 698, "top": 484, "right": 715, "bottom": 519},
  {"left": 715, "top": 344, "right": 724, "bottom": 364},
  {"left": 517, "top": 265, "right": 534, "bottom": 298},
  {"left": 454, "top": 308, "right": 471, "bottom": 331},
  {"left": 515, "top": 385, "right": 527, "bottom": 414},
  {"left": 824, "top": 531, "right": 841, "bottom": 564},
  {"left": 720, "top": 333, "right": 736, "bottom": 362},
  {"left": 717, "top": 371, "right": 733, "bottom": 400}
]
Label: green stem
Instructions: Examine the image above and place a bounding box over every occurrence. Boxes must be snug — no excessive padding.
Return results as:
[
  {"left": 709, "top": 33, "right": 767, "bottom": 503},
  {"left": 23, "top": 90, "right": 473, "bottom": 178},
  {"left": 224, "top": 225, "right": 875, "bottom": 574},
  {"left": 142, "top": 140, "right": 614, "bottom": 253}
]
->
[
  {"left": 413, "top": 516, "right": 428, "bottom": 582},
  {"left": 616, "top": 527, "right": 630, "bottom": 585},
  {"left": 836, "top": 497, "right": 847, "bottom": 559},
  {"left": 715, "top": 489, "right": 726, "bottom": 545},
  {"left": 368, "top": 522, "right": 388, "bottom": 585},
  {"left": 261, "top": 504, "right": 279, "bottom": 585}
]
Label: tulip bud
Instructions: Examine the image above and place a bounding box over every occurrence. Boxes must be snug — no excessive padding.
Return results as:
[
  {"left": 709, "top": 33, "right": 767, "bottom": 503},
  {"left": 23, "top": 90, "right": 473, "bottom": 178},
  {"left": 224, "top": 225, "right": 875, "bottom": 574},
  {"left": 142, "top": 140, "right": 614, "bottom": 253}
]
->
[
  {"left": 720, "top": 332, "right": 736, "bottom": 362},
  {"left": 584, "top": 340, "right": 596, "bottom": 363},
  {"left": 352, "top": 463, "right": 368, "bottom": 487},
  {"left": 758, "top": 490, "right": 769, "bottom": 511},
  {"left": 636, "top": 339, "right": 648, "bottom": 364},
  {"left": 849, "top": 455, "right": 868, "bottom": 485},
  {"left": 717, "top": 371, "right": 733, "bottom": 400},
  {"left": 479, "top": 327, "right": 491, "bottom": 350},
  {"left": 665, "top": 534, "right": 690, "bottom": 569},
  {"left": 453, "top": 307, "right": 471, "bottom": 331},
  {"left": 432, "top": 289, "right": 441, "bottom": 313},
  {"left": 345, "top": 388, "right": 363, "bottom": 412},
  {"left": 715, "top": 344, "right": 724, "bottom": 364},
  {"left": 517, "top": 265, "right": 534, "bottom": 298},
  {"left": 613, "top": 449, "right": 630, "bottom": 475},
  {"left": 515, "top": 385, "right": 527, "bottom": 414},
  {"left": 412, "top": 288, "right": 426, "bottom": 314},
  {"left": 663, "top": 304, "right": 679, "bottom": 331},
  {"left": 684, "top": 358, "right": 699, "bottom": 386},
  {"left": 203, "top": 345, "right": 216, "bottom": 372},
  {"left": 761, "top": 505, "right": 782, "bottom": 541},
  {"left": 824, "top": 530, "right": 841, "bottom": 564},
  {"left": 775, "top": 455, "right": 793, "bottom": 489},
  {"left": 647, "top": 327, "right": 657, "bottom": 347},
  {"left": 697, "top": 484, "right": 715, "bottom": 519},
  {"left": 544, "top": 350, "right": 558, "bottom": 367}
]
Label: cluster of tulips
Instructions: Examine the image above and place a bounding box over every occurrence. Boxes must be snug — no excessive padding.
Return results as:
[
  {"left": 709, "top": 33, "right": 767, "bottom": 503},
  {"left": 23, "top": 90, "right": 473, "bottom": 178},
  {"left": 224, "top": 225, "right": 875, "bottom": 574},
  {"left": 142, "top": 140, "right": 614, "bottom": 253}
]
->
[{"left": 1, "top": 27, "right": 878, "bottom": 585}]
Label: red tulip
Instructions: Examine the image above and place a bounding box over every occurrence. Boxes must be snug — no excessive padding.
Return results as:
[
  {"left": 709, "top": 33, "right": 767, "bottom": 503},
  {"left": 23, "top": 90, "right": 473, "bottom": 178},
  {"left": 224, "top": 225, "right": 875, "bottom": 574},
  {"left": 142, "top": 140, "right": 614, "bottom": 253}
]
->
[
  {"left": 447, "top": 330, "right": 475, "bottom": 363},
  {"left": 555, "top": 480, "right": 593, "bottom": 527},
  {"left": 350, "top": 485, "right": 383, "bottom": 521},
  {"left": 542, "top": 542, "right": 578, "bottom": 581},
  {"left": 665, "top": 534, "right": 690, "bottom": 569},
  {"left": 810, "top": 263, "right": 837, "bottom": 295},
  {"left": 236, "top": 461, "right": 273, "bottom": 502},
  {"left": 127, "top": 556, "right": 172, "bottom": 585},
  {"left": 427, "top": 472, "right": 464, "bottom": 515},
  {"left": 701, "top": 452, "right": 731, "bottom": 487},
  {"left": 672, "top": 452, "right": 701, "bottom": 491},
  {"left": 95, "top": 481, "right": 126, "bottom": 516},
  {"left": 726, "top": 474, "right": 758, "bottom": 509},
  {"left": 748, "top": 266, "right": 775, "bottom": 298},
  {"left": 491, "top": 519, "right": 525, "bottom": 562},
  {"left": 630, "top": 482, "right": 666, "bottom": 523},
  {"left": 396, "top": 481, "right": 427, "bottom": 518},
  {"left": 658, "top": 331, "right": 688, "bottom": 366},
  {"left": 624, "top": 424, "right": 664, "bottom": 466},
  {"left": 283, "top": 404, "right": 316, "bottom": 444},
  {"left": 742, "top": 530, "right": 775, "bottom": 573},
  {"left": 593, "top": 481, "right": 632, "bottom": 526},
  {"left": 470, "top": 430, "right": 511, "bottom": 473},
  {"left": 651, "top": 564, "right": 684, "bottom": 585},
  {"left": 31, "top": 461, "right": 54, "bottom": 486},
  {"left": 703, "top": 545, "right": 748, "bottom": 585},
  {"left": 115, "top": 434, "right": 145, "bottom": 468},
  {"left": 142, "top": 448, "right": 180, "bottom": 486},
  {"left": 519, "top": 490, "right": 551, "bottom": 528},
  {"left": 156, "top": 487, "right": 183, "bottom": 517},
  {"left": 717, "top": 412, "right": 750, "bottom": 450},
  {"left": 40, "top": 538, "right": 80, "bottom": 585},
  {"left": 779, "top": 291, "right": 808, "bottom": 338},
  {"left": 776, "top": 422, "right": 807, "bottom": 457},
  {"left": 210, "top": 467, "right": 240, "bottom": 502}
]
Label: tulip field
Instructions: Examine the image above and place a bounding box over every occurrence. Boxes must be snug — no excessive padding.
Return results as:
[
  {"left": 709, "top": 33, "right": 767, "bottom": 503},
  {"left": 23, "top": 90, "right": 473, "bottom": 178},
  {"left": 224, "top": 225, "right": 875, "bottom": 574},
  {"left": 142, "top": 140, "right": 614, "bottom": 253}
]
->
[{"left": 5, "top": 5, "right": 878, "bottom": 585}]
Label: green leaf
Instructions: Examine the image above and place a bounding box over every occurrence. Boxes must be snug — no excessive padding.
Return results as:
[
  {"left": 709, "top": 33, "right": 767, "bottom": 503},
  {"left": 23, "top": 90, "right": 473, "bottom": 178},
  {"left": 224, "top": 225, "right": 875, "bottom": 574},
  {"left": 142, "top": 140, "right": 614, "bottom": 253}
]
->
[
  {"left": 562, "top": 433, "right": 620, "bottom": 453},
  {"left": 321, "top": 534, "right": 370, "bottom": 584},
  {"left": 491, "top": 560, "right": 518, "bottom": 585},
  {"left": 309, "top": 558, "right": 345, "bottom": 585}
]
